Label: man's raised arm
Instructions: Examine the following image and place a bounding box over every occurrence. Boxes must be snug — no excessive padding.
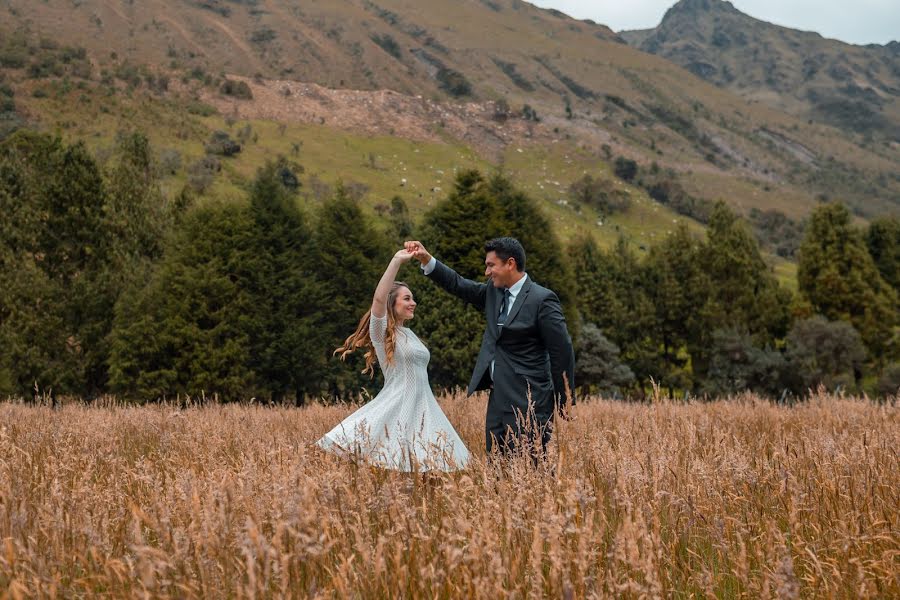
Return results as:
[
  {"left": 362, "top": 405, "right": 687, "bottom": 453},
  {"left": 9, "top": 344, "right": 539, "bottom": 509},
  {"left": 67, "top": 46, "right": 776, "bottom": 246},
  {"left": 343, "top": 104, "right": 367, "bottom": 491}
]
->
[{"left": 405, "top": 240, "right": 487, "bottom": 311}]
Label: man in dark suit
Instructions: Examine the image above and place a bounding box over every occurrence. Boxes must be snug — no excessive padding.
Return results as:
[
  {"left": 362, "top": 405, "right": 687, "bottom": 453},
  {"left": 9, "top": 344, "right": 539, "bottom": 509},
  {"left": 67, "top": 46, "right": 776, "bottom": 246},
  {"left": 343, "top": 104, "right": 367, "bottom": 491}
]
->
[{"left": 405, "top": 237, "right": 575, "bottom": 457}]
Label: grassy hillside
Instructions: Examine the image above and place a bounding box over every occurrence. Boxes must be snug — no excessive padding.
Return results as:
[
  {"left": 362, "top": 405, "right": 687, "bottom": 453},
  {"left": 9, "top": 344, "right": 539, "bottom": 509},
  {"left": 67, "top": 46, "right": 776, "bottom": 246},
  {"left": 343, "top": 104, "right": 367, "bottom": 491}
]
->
[
  {"left": 3, "top": 1, "right": 897, "bottom": 218},
  {"left": 18, "top": 73, "right": 707, "bottom": 250},
  {"left": 1, "top": 0, "right": 897, "bottom": 290}
]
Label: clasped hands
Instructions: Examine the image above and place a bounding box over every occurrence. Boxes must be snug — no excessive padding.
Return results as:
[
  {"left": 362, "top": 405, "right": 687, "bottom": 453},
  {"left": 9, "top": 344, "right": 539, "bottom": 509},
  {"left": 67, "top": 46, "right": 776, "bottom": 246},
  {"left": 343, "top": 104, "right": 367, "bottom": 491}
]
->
[{"left": 394, "top": 240, "right": 432, "bottom": 266}]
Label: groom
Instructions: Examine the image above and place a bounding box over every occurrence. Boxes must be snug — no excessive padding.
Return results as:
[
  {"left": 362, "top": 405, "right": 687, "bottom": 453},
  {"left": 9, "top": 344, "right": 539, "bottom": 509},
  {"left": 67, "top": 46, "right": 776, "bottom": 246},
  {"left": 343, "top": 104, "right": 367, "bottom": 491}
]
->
[{"left": 405, "top": 237, "right": 575, "bottom": 457}]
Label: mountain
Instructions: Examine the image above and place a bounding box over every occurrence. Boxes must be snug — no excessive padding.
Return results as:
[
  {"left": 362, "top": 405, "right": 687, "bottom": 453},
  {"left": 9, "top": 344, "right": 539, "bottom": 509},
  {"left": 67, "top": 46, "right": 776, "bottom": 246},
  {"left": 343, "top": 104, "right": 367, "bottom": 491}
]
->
[
  {"left": 1, "top": 0, "right": 898, "bottom": 249},
  {"left": 620, "top": 0, "right": 900, "bottom": 140},
  {"left": 3, "top": 0, "right": 623, "bottom": 100}
]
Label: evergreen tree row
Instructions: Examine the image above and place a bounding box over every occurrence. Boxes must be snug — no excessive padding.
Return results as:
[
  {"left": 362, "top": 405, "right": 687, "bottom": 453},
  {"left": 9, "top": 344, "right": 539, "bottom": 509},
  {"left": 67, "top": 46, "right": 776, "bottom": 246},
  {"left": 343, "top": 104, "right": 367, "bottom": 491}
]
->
[{"left": 1, "top": 130, "right": 898, "bottom": 402}]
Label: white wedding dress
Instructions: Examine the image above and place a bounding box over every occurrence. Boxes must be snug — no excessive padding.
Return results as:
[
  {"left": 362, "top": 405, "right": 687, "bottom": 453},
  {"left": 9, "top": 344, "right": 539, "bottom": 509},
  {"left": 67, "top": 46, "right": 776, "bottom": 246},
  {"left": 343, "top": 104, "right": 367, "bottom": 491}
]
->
[{"left": 317, "top": 313, "right": 470, "bottom": 471}]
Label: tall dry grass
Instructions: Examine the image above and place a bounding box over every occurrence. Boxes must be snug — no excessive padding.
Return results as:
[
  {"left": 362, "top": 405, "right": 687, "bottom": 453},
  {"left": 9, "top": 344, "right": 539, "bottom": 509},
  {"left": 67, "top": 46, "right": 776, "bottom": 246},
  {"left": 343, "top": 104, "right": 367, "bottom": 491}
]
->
[{"left": 0, "top": 391, "right": 897, "bottom": 598}]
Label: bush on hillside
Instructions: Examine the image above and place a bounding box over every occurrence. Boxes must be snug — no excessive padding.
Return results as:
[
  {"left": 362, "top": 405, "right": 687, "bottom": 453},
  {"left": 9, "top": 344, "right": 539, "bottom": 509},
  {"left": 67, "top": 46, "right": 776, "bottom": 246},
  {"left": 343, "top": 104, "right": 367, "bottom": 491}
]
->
[
  {"left": 568, "top": 174, "right": 630, "bottom": 216},
  {"left": 205, "top": 131, "right": 241, "bottom": 157},
  {"left": 187, "top": 156, "right": 221, "bottom": 192},
  {"left": 221, "top": 79, "right": 253, "bottom": 100},
  {"left": 436, "top": 68, "right": 471, "bottom": 97},
  {"left": 749, "top": 208, "right": 803, "bottom": 258},
  {"left": 640, "top": 170, "right": 714, "bottom": 224},
  {"left": 370, "top": 33, "right": 402, "bottom": 59},
  {"left": 521, "top": 104, "right": 539, "bottom": 122},
  {"left": 613, "top": 157, "right": 637, "bottom": 182}
]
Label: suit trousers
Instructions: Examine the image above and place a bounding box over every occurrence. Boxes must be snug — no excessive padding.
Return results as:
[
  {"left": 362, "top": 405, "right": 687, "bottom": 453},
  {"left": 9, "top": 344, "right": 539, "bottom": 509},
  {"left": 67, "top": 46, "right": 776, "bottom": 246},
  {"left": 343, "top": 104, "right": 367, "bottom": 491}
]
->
[{"left": 485, "top": 387, "right": 552, "bottom": 459}]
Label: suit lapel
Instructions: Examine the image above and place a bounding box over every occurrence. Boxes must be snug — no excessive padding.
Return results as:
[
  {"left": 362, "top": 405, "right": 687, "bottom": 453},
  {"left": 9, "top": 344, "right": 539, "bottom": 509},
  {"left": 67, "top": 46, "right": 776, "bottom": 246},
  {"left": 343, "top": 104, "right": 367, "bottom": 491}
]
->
[{"left": 500, "top": 277, "right": 532, "bottom": 333}]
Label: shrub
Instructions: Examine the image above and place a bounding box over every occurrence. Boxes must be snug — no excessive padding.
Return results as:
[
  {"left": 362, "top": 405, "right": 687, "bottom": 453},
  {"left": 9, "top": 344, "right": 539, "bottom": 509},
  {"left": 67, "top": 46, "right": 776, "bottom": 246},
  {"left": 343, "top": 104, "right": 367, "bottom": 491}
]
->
[
  {"left": 522, "top": 104, "right": 539, "bottom": 122},
  {"left": 205, "top": 131, "right": 241, "bottom": 157},
  {"left": 492, "top": 98, "right": 510, "bottom": 122},
  {"left": 0, "top": 45, "right": 27, "bottom": 69},
  {"left": 785, "top": 316, "right": 866, "bottom": 394},
  {"left": 640, "top": 171, "right": 714, "bottom": 224},
  {"left": 370, "top": 33, "right": 401, "bottom": 59},
  {"left": 568, "top": 174, "right": 630, "bottom": 216},
  {"left": 186, "top": 101, "right": 218, "bottom": 116},
  {"left": 613, "top": 157, "right": 637, "bottom": 182},
  {"left": 436, "top": 68, "right": 471, "bottom": 97},
  {"left": 250, "top": 28, "right": 277, "bottom": 44},
  {"left": 0, "top": 85, "right": 14, "bottom": 113},
  {"left": 876, "top": 362, "right": 900, "bottom": 398},
  {"left": 574, "top": 322, "right": 635, "bottom": 396},
  {"left": 491, "top": 58, "right": 534, "bottom": 92},
  {"left": 703, "top": 328, "right": 786, "bottom": 397},
  {"left": 749, "top": 208, "right": 803, "bottom": 258},
  {"left": 158, "top": 149, "right": 182, "bottom": 176},
  {"left": 277, "top": 162, "right": 302, "bottom": 190},
  {"left": 114, "top": 62, "right": 143, "bottom": 88},
  {"left": 220, "top": 79, "right": 253, "bottom": 100},
  {"left": 187, "top": 156, "right": 221, "bottom": 192},
  {"left": 27, "top": 55, "right": 64, "bottom": 79}
]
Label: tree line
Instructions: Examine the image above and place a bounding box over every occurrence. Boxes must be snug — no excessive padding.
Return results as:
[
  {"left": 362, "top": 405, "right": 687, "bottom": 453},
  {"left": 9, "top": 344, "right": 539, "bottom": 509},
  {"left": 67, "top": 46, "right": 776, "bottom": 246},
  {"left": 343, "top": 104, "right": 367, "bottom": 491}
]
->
[{"left": 1, "top": 130, "right": 898, "bottom": 403}]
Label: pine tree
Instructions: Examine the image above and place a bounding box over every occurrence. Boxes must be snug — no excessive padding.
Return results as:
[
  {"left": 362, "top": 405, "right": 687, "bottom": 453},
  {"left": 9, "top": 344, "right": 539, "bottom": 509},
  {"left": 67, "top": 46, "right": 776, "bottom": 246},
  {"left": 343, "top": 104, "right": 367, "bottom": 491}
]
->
[
  {"left": 644, "top": 224, "right": 710, "bottom": 395},
  {"left": 105, "top": 132, "right": 169, "bottom": 263},
  {"left": 798, "top": 203, "right": 898, "bottom": 361},
  {"left": 693, "top": 202, "right": 791, "bottom": 382},
  {"left": 108, "top": 204, "right": 257, "bottom": 400},
  {"left": 312, "top": 184, "right": 391, "bottom": 398},
  {"left": 0, "top": 131, "right": 115, "bottom": 397},
  {"left": 242, "top": 162, "right": 326, "bottom": 403},
  {"left": 866, "top": 215, "right": 900, "bottom": 292},
  {"left": 423, "top": 170, "right": 504, "bottom": 276},
  {"left": 568, "top": 235, "right": 657, "bottom": 396}
]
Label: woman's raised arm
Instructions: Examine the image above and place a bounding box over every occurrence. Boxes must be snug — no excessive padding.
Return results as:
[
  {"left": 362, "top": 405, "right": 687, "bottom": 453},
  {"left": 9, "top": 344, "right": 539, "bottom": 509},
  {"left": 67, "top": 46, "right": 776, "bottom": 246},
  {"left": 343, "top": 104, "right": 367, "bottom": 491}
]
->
[{"left": 371, "top": 249, "right": 414, "bottom": 318}]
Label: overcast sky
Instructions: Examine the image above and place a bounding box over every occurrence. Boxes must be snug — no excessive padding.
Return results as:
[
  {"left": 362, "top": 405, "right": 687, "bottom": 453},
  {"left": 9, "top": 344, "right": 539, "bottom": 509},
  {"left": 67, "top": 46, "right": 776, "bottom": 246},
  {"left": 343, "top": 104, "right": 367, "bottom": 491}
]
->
[{"left": 530, "top": 0, "right": 899, "bottom": 45}]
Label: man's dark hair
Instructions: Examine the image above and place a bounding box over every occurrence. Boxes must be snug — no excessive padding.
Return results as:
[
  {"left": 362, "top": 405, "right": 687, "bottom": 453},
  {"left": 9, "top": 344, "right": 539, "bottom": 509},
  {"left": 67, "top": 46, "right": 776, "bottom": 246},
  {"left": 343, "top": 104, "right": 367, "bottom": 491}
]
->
[{"left": 485, "top": 237, "right": 526, "bottom": 272}]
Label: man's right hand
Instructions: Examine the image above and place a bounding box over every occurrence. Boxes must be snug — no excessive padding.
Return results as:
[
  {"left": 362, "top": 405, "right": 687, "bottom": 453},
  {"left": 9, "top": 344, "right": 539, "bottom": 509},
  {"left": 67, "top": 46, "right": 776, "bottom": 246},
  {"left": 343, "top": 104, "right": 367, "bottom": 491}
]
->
[{"left": 404, "top": 241, "right": 432, "bottom": 266}]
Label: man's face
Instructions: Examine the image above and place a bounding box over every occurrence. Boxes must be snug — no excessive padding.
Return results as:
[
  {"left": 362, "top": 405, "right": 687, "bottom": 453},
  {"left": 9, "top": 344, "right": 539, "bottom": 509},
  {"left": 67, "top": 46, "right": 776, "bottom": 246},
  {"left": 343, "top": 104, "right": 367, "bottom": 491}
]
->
[{"left": 484, "top": 251, "right": 516, "bottom": 288}]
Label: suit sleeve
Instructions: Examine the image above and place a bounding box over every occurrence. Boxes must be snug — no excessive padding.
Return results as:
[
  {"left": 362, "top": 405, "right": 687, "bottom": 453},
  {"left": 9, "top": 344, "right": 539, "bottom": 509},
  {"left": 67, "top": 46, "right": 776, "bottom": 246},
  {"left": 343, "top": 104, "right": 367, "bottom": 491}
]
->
[
  {"left": 426, "top": 260, "right": 488, "bottom": 311},
  {"left": 537, "top": 292, "right": 576, "bottom": 408}
]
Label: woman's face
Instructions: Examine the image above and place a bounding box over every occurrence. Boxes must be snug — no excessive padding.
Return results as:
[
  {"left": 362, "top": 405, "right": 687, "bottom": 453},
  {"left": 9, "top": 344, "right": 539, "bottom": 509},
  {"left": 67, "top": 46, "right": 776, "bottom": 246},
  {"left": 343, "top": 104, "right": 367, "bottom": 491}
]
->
[{"left": 393, "top": 286, "right": 417, "bottom": 322}]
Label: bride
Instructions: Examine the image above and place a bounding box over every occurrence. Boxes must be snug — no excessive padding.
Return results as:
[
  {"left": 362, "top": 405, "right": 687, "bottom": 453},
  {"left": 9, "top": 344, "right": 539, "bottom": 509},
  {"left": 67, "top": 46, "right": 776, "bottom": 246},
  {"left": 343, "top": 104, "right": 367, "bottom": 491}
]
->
[{"left": 317, "top": 249, "right": 470, "bottom": 471}]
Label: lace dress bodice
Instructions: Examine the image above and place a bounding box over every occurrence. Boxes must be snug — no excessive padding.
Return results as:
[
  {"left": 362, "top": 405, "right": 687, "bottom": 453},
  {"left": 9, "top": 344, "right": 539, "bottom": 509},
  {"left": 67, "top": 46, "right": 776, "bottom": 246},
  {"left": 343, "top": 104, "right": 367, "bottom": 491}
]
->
[{"left": 371, "top": 314, "right": 431, "bottom": 404}]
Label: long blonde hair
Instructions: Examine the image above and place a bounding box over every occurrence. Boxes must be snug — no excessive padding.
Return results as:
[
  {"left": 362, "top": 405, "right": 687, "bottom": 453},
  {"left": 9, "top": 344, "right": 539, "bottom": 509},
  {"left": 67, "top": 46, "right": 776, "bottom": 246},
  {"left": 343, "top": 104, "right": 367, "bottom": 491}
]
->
[{"left": 334, "top": 282, "right": 409, "bottom": 377}]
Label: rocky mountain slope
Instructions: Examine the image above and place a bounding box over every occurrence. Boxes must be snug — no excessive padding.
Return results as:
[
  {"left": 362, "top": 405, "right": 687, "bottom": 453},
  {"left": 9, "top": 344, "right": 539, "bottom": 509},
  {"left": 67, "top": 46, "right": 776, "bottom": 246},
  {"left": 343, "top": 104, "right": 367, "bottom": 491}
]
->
[{"left": 621, "top": 0, "right": 900, "bottom": 140}]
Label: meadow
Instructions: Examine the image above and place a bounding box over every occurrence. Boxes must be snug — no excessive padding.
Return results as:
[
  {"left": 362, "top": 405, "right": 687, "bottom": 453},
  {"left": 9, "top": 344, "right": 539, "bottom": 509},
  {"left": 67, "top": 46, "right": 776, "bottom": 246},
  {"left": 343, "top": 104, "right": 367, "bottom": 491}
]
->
[{"left": 0, "top": 392, "right": 896, "bottom": 598}]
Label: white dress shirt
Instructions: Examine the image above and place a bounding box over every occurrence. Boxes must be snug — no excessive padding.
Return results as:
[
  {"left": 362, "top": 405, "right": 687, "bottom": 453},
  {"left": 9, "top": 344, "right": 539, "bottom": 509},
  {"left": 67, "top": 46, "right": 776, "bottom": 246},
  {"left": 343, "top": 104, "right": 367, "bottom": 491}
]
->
[{"left": 422, "top": 257, "right": 528, "bottom": 379}]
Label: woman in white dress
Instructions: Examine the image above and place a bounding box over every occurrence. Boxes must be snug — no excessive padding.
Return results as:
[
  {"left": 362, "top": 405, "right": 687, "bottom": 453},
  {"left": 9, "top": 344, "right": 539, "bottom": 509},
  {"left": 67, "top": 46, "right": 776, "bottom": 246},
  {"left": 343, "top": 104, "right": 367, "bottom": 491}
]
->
[{"left": 317, "top": 249, "right": 470, "bottom": 472}]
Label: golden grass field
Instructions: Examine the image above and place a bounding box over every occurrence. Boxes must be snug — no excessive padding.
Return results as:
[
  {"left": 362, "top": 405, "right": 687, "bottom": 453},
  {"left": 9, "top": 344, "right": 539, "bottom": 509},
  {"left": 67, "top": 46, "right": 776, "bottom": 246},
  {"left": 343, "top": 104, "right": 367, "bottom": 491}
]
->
[{"left": 1, "top": 392, "right": 897, "bottom": 598}]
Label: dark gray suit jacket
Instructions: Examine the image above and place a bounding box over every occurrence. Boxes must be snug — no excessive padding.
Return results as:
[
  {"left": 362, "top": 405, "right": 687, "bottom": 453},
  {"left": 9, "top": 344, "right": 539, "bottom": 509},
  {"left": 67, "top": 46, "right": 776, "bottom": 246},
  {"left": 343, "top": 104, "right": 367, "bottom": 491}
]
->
[{"left": 427, "top": 260, "right": 575, "bottom": 422}]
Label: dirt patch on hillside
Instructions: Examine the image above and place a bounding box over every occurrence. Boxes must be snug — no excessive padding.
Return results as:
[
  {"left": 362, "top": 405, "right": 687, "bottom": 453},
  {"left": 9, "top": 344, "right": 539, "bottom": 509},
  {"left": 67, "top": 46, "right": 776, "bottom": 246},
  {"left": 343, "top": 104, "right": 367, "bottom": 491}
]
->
[{"left": 190, "top": 75, "right": 545, "bottom": 160}]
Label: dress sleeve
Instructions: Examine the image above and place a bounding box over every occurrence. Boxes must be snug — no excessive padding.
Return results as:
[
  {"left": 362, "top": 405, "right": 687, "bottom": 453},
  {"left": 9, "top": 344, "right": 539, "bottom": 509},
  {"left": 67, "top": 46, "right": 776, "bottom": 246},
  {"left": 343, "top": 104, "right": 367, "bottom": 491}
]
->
[{"left": 369, "top": 313, "right": 389, "bottom": 367}]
